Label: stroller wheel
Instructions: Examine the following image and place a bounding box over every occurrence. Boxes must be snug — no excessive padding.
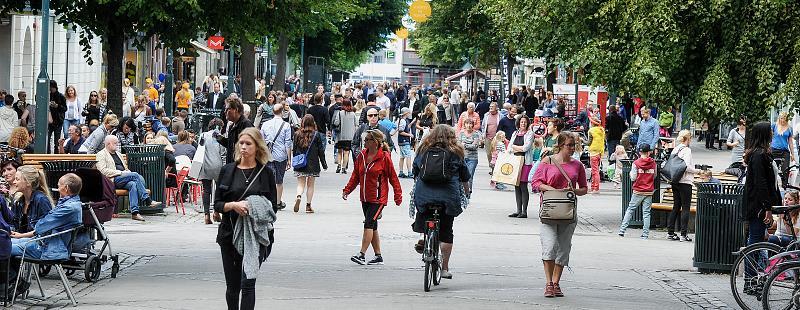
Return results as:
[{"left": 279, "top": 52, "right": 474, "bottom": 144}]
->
[
  {"left": 85, "top": 255, "right": 101, "bottom": 282},
  {"left": 38, "top": 265, "right": 51, "bottom": 277}
]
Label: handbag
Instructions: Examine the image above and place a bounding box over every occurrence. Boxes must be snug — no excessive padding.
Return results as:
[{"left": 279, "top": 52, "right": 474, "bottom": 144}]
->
[
  {"left": 188, "top": 136, "right": 206, "bottom": 179},
  {"left": 661, "top": 146, "right": 687, "bottom": 183},
  {"left": 539, "top": 157, "right": 578, "bottom": 222},
  {"left": 491, "top": 151, "right": 524, "bottom": 186},
  {"left": 292, "top": 132, "right": 316, "bottom": 170}
]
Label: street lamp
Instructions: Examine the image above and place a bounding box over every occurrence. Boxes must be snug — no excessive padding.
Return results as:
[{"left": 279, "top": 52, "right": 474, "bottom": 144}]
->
[{"left": 34, "top": 0, "right": 51, "bottom": 154}]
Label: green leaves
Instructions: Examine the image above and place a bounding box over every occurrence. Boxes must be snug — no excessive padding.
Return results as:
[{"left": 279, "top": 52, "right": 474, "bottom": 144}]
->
[{"left": 472, "top": 0, "right": 800, "bottom": 123}]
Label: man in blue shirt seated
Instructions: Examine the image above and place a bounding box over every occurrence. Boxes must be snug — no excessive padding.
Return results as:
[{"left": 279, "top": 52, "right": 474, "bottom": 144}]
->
[{"left": 10, "top": 173, "right": 83, "bottom": 260}]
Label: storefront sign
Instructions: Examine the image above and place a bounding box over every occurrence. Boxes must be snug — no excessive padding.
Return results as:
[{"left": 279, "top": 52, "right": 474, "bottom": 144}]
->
[{"left": 208, "top": 36, "right": 224, "bottom": 50}]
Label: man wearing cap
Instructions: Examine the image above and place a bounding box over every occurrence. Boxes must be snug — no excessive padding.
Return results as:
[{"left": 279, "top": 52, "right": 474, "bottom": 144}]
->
[{"left": 397, "top": 107, "right": 415, "bottom": 178}]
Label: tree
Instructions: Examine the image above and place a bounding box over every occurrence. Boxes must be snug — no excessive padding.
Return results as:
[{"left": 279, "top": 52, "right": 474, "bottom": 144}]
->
[
  {"left": 480, "top": 0, "right": 800, "bottom": 123},
  {"left": 410, "top": 0, "right": 504, "bottom": 69}
]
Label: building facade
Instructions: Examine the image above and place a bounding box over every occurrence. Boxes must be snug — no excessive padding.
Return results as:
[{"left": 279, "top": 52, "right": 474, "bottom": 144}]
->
[{"left": 0, "top": 12, "right": 103, "bottom": 103}]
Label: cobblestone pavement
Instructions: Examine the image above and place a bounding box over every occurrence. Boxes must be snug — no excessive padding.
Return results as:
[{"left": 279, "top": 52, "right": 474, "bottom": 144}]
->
[{"left": 8, "top": 141, "right": 744, "bottom": 309}]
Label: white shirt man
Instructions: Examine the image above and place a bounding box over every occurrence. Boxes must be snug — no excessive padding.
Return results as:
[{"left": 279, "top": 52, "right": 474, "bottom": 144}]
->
[{"left": 375, "top": 88, "right": 391, "bottom": 110}]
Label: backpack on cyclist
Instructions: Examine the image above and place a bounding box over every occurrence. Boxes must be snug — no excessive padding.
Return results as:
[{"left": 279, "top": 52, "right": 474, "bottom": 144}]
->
[{"left": 419, "top": 147, "right": 451, "bottom": 184}]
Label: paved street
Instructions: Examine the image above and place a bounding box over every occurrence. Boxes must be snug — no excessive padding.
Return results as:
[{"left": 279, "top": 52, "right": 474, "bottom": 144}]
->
[{"left": 12, "top": 142, "right": 740, "bottom": 309}]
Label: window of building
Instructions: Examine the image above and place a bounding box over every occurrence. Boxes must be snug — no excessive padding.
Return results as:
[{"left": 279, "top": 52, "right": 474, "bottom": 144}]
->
[{"left": 373, "top": 54, "right": 384, "bottom": 64}]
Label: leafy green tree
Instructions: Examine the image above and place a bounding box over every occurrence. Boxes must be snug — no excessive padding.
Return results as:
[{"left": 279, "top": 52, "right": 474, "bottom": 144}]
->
[
  {"left": 480, "top": 0, "right": 800, "bottom": 123},
  {"left": 410, "top": 0, "right": 503, "bottom": 69}
]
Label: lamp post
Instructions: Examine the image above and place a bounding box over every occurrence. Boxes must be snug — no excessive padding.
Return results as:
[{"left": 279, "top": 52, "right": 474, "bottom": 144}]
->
[
  {"left": 164, "top": 48, "right": 174, "bottom": 116},
  {"left": 34, "top": 0, "right": 51, "bottom": 154},
  {"left": 299, "top": 36, "right": 305, "bottom": 93}
]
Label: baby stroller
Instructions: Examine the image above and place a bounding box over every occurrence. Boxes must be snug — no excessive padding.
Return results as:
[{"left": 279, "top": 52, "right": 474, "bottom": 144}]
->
[{"left": 38, "top": 168, "right": 120, "bottom": 282}]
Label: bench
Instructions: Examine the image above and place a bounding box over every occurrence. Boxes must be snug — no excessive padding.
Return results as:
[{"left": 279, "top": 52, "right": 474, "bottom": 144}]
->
[
  {"left": 22, "top": 153, "right": 150, "bottom": 213},
  {"left": 650, "top": 172, "right": 739, "bottom": 231}
]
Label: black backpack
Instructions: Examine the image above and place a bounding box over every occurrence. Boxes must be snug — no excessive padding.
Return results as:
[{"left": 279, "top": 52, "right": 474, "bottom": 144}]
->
[{"left": 420, "top": 147, "right": 451, "bottom": 184}]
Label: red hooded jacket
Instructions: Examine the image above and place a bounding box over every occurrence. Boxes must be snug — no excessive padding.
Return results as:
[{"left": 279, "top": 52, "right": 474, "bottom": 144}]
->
[{"left": 343, "top": 148, "right": 403, "bottom": 206}]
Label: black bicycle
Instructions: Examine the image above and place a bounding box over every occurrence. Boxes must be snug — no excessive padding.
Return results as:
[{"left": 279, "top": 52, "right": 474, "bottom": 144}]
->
[{"left": 422, "top": 205, "right": 443, "bottom": 292}]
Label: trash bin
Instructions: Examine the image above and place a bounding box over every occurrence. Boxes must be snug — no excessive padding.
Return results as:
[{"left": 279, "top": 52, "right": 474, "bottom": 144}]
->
[
  {"left": 693, "top": 182, "right": 746, "bottom": 273},
  {"left": 40, "top": 160, "right": 97, "bottom": 198},
  {"left": 122, "top": 144, "right": 166, "bottom": 214},
  {"left": 620, "top": 159, "right": 664, "bottom": 227}
]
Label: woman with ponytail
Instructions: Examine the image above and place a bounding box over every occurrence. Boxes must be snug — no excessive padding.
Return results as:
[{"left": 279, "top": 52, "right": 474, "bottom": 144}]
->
[{"left": 9, "top": 166, "right": 53, "bottom": 236}]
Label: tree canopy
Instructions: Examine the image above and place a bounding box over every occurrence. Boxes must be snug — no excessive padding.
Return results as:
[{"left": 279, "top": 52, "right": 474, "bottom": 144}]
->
[
  {"left": 478, "top": 0, "right": 800, "bottom": 123},
  {"left": 409, "top": 0, "right": 503, "bottom": 69}
]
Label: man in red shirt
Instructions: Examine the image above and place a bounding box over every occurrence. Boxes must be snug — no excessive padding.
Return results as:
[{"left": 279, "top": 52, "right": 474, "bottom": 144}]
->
[{"left": 618, "top": 144, "right": 656, "bottom": 239}]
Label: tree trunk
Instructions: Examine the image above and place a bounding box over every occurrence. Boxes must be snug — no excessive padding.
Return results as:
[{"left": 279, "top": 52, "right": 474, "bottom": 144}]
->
[
  {"left": 271, "top": 34, "right": 289, "bottom": 92},
  {"left": 106, "top": 31, "right": 125, "bottom": 117},
  {"left": 240, "top": 41, "right": 256, "bottom": 101},
  {"left": 506, "top": 54, "right": 516, "bottom": 95}
]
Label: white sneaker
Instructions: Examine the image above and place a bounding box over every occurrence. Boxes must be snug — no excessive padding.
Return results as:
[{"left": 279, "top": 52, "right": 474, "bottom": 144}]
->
[{"left": 441, "top": 269, "right": 452, "bottom": 279}]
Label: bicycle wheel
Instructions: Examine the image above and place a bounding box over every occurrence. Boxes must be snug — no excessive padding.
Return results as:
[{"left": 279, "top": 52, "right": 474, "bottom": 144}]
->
[
  {"left": 432, "top": 230, "right": 441, "bottom": 286},
  {"left": 731, "top": 242, "right": 783, "bottom": 310},
  {"left": 423, "top": 229, "right": 434, "bottom": 292},
  {"left": 763, "top": 260, "right": 800, "bottom": 310}
]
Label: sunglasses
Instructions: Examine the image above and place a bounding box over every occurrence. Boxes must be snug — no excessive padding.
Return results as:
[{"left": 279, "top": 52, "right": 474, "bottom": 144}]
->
[
  {"left": 367, "top": 114, "right": 378, "bottom": 117},
  {"left": 90, "top": 94, "right": 98, "bottom": 97}
]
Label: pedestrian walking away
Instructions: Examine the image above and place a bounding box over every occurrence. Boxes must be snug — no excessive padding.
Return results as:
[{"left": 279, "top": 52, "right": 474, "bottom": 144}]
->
[
  {"left": 411, "top": 124, "right": 471, "bottom": 279},
  {"left": 343, "top": 129, "right": 402, "bottom": 266},
  {"left": 292, "top": 115, "right": 327, "bottom": 214},
  {"left": 530, "top": 131, "right": 588, "bottom": 298},
  {"left": 666, "top": 130, "right": 699, "bottom": 242},
  {"left": 261, "top": 103, "right": 294, "bottom": 211}
]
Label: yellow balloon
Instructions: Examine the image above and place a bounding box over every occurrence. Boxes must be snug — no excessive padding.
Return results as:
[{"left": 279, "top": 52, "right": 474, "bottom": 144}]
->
[
  {"left": 409, "top": 0, "right": 431, "bottom": 23},
  {"left": 395, "top": 28, "right": 409, "bottom": 39}
]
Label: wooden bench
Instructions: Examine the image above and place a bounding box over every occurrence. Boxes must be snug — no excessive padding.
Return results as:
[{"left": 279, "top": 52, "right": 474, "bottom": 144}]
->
[
  {"left": 21, "top": 153, "right": 151, "bottom": 213},
  {"left": 650, "top": 172, "right": 739, "bottom": 231}
]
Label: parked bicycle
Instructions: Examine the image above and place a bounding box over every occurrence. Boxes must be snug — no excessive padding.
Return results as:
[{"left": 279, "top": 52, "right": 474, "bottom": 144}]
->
[
  {"left": 422, "top": 204, "right": 444, "bottom": 292},
  {"left": 730, "top": 163, "right": 800, "bottom": 310}
]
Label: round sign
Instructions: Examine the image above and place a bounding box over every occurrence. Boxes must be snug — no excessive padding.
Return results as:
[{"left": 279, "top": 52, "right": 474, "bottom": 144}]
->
[
  {"left": 395, "top": 28, "right": 409, "bottom": 39},
  {"left": 409, "top": 0, "right": 432, "bottom": 23},
  {"left": 500, "top": 163, "right": 514, "bottom": 175}
]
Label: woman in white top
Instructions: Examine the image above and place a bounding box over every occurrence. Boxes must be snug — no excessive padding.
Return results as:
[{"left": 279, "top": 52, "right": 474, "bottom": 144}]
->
[
  {"left": 769, "top": 191, "right": 800, "bottom": 247},
  {"left": 132, "top": 95, "right": 152, "bottom": 127},
  {"left": 63, "top": 85, "right": 84, "bottom": 137},
  {"left": 122, "top": 78, "right": 135, "bottom": 118},
  {"left": 667, "top": 129, "right": 699, "bottom": 241}
]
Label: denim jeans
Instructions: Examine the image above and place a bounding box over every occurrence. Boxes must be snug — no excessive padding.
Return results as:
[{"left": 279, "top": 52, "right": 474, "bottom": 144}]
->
[
  {"left": 745, "top": 219, "right": 769, "bottom": 278},
  {"left": 769, "top": 234, "right": 794, "bottom": 247},
  {"left": 10, "top": 238, "right": 41, "bottom": 259},
  {"left": 114, "top": 172, "right": 150, "bottom": 214},
  {"left": 465, "top": 158, "right": 478, "bottom": 191},
  {"left": 619, "top": 193, "right": 653, "bottom": 237},
  {"left": 63, "top": 119, "right": 80, "bottom": 137}
]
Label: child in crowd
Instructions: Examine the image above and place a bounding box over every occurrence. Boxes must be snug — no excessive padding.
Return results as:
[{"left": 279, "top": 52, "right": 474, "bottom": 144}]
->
[
  {"left": 490, "top": 131, "right": 509, "bottom": 190},
  {"left": 769, "top": 191, "right": 800, "bottom": 246},
  {"left": 619, "top": 144, "right": 656, "bottom": 239},
  {"left": 525, "top": 137, "right": 545, "bottom": 183},
  {"left": 697, "top": 170, "right": 721, "bottom": 184},
  {"left": 609, "top": 145, "right": 629, "bottom": 189}
]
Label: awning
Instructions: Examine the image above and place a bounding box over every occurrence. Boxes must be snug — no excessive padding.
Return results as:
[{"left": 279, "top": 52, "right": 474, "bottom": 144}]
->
[
  {"left": 445, "top": 69, "right": 485, "bottom": 81},
  {"left": 191, "top": 41, "right": 217, "bottom": 54}
]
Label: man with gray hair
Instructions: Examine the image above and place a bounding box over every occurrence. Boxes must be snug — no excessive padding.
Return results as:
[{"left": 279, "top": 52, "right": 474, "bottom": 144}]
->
[
  {"left": 80, "top": 114, "right": 119, "bottom": 154},
  {"left": 456, "top": 102, "right": 481, "bottom": 134},
  {"left": 260, "top": 103, "right": 293, "bottom": 210},
  {"left": 96, "top": 135, "right": 160, "bottom": 221}
]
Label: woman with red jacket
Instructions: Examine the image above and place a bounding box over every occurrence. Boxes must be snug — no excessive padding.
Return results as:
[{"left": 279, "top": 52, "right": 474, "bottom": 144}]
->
[{"left": 343, "top": 129, "right": 403, "bottom": 265}]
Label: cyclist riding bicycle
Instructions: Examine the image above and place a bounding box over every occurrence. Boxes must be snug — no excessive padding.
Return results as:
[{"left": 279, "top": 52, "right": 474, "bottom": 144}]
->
[{"left": 411, "top": 124, "right": 471, "bottom": 280}]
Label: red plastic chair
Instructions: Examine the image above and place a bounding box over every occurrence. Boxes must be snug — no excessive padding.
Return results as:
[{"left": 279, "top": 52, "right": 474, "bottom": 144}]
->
[{"left": 166, "top": 167, "right": 190, "bottom": 215}]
